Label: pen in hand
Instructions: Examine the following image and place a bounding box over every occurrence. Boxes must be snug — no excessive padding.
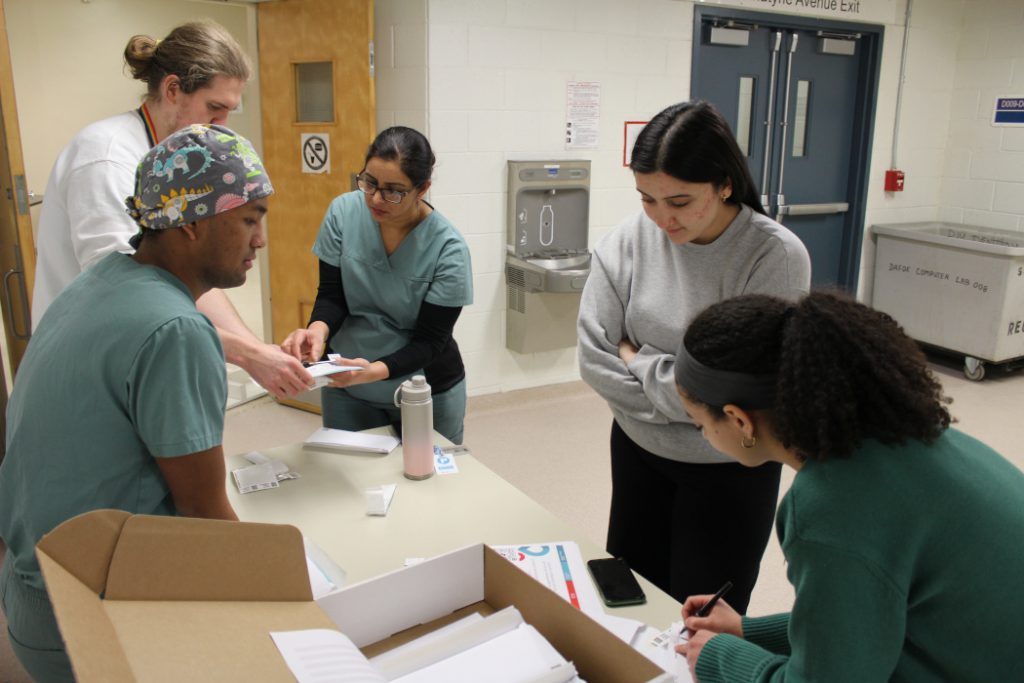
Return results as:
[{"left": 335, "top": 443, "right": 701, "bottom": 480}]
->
[
  {"left": 695, "top": 580, "right": 733, "bottom": 618},
  {"left": 680, "top": 580, "right": 734, "bottom": 638}
]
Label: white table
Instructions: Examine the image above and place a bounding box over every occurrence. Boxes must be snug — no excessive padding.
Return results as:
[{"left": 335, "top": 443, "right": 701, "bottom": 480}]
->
[{"left": 226, "top": 429, "right": 681, "bottom": 627}]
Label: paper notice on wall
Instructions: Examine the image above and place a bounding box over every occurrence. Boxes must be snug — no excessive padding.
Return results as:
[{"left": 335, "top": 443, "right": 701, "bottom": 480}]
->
[{"left": 565, "top": 81, "right": 601, "bottom": 150}]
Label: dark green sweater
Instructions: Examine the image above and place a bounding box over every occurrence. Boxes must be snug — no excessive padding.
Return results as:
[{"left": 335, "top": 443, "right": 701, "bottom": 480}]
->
[{"left": 695, "top": 429, "right": 1024, "bottom": 682}]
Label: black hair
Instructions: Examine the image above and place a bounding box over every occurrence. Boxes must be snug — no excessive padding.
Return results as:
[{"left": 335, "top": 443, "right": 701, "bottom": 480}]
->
[
  {"left": 681, "top": 292, "right": 951, "bottom": 461},
  {"left": 363, "top": 126, "right": 435, "bottom": 188},
  {"left": 630, "top": 100, "right": 766, "bottom": 215}
]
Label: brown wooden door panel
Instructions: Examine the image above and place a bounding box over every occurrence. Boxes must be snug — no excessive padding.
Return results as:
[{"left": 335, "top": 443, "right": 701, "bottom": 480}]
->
[
  {"left": 258, "top": 0, "right": 375, "bottom": 412},
  {"left": 0, "top": 0, "right": 36, "bottom": 379}
]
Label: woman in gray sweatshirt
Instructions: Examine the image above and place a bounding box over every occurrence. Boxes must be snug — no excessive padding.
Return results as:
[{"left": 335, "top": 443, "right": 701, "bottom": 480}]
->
[{"left": 577, "top": 100, "right": 810, "bottom": 611}]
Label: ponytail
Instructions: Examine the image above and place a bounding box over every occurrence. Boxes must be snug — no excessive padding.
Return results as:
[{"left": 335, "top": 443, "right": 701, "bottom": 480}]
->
[{"left": 681, "top": 292, "right": 950, "bottom": 461}]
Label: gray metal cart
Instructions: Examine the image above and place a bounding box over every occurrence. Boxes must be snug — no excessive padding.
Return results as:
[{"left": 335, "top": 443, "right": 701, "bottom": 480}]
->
[{"left": 872, "top": 222, "right": 1024, "bottom": 380}]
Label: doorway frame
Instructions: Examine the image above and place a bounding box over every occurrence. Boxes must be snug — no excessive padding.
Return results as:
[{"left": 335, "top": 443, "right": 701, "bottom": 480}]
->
[{"left": 691, "top": 6, "right": 885, "bottom": 291}]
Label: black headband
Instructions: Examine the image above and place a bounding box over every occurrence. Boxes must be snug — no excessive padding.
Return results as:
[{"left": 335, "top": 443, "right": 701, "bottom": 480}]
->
[{"left": 675, "top": 345, "right": 776, "bottom": 409}]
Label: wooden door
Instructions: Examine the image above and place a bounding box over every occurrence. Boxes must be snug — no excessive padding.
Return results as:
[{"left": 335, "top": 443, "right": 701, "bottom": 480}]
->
[
  {"left": 0, "top": 0, "right": 35, "bottom": 382},
  {"left": 258, "top": 0, "right": 375, "bottom": 412}
]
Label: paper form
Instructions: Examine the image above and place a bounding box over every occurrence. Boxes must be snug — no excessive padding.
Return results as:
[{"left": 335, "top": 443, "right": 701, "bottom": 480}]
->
[
  {"left": 635, "top": 622, "right": 693, "bottom": 683},
  {"left": 490, "top": 542, "right": 603, "bottom": 615},
  {"left": 270, "top": 629, "right": 386, "bottom": 683},
  {"left": 304, "top": 427, "right": 399, "bottom": 454}
]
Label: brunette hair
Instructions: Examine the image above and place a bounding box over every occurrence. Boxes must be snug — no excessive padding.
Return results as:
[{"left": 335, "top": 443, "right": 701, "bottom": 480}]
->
[
  {"left": 681, "top": 292, "right": 951, "bottom": 461},
  {"left": 124, "top": 21, "right": 251, "bottom": 98},
  {"left": 630, "top": 100, "right": 765, "bottom": 215},
  {"left": 363, "top": 126, "right": 436, "bottom": 188}
]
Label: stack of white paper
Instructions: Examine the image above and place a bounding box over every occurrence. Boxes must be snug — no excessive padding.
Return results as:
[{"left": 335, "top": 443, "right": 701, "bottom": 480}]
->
[
  {"left": 304, "top": 427, "right": 400, "bottom": 454},
  {"left": 272, "top": 607, "right": 582, "bottom": 683}
]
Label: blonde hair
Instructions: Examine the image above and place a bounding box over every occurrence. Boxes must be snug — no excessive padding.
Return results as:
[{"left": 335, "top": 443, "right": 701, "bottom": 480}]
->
[{"left": 124, "top": 20, "right": 251, "bottom": 98}]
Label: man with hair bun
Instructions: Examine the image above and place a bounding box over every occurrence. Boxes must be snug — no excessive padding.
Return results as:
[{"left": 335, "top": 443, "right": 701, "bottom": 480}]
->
[
  {"left": 31, "top": 20, "right": 311, "bottom": 398},
  {"left": 1, "top": 124, "right": 273, "bottom": 682}
]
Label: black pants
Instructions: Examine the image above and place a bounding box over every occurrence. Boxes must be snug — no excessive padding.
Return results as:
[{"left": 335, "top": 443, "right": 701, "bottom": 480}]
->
[{"left": 606, "top": 420, "right": 781, "bottom": 614}]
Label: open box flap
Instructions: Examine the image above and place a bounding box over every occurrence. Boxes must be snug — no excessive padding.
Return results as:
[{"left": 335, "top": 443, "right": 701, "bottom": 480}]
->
[
  {"left": 319, "top": 544, "right": 485, "bottom": 647},
  {"left": 103, "top": 514, "right": 312, "bottom": 601},
  {"left": 36, "top": 508, "right": 130, "bottom": 595},
  {"left": 36, "top": 509, "right": 138, "bottom": 683},
  {"left": 37, "top": 510, "right": 324, "bottom": 683}
]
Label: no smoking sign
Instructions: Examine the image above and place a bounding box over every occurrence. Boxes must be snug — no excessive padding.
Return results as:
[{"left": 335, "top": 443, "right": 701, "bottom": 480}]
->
[{"left": 301, "top": 133, "right": 330, "bottom": 174}]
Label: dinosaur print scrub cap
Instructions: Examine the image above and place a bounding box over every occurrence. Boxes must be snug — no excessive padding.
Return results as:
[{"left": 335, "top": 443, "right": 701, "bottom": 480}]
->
[{"left": 125, "top": 124, "right": 273, "bottom": 248}]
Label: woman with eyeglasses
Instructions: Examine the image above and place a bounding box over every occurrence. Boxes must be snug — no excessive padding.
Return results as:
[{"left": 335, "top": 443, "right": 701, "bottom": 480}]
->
[{"left": 282, "top": 127, "right": 473, "bottom": 443}]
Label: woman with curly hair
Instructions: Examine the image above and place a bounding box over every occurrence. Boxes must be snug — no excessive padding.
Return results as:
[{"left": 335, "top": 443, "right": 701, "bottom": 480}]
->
[{"left": 674, "top": 291, "right": 1024, "bottom": 683}]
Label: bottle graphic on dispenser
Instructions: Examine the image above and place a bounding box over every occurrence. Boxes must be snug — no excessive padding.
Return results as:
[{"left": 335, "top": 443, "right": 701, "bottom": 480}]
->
[
  {"left": 539, "top": 204, "right": 554, "bottom": 247},
  {"left": 394, "top": 375, "right": 434, "bottom": 480}
]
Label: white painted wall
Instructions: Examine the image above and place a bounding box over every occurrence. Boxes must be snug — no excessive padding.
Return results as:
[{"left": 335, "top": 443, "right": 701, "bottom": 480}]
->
[
  {"left": 858, "top": 0, "right": 1024, "bottom": 300},
  {"left": 375, "top": 0, "right": 429, "bottom": 133},
  {"left": 373, "top": 0, "right": 1024, "bottom": 397},
  {"left": 7, "top": 0, "right": 1021, "bottom": 398},
  {"left": 423, "top": 0, "right": 697, "bottom": 394},
  {"left": 939, "top": 1, "right": 1024, "bottom": 227}
]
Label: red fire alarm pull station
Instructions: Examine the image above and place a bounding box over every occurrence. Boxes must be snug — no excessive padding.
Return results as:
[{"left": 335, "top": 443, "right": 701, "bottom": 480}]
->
[{"left": 885, "top": 169, "right": 905, "bottom": 192}]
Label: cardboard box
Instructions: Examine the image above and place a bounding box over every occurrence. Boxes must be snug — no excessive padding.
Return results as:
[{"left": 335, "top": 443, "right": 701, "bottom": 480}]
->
[{"left": 38, "top": 510, "right": 669, "bottom": 683}]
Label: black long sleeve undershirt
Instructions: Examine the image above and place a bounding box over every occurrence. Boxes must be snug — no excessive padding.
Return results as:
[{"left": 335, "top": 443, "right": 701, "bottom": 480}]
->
[
  {"left": 308, "top": 260, "right": 349, "bottom": 341},
  {"left": 307, "top": 260, "right": 466, "bottom": 392}
]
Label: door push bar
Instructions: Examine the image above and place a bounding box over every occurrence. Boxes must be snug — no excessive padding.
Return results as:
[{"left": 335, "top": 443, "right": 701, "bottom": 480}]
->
[
  {"left": 776, "top": 202, "right": 850, "bottom": 217},
  {"left": 773, "top": 32, "right": 799, "bottom": 223},
  {"left": 760, "top": 31, "right": 783, "bottom": 211}
]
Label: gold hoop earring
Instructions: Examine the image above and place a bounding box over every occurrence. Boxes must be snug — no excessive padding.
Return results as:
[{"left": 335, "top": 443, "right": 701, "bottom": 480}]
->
[{"left": 741, "top": 435, "right": 756, "bottom": 449}]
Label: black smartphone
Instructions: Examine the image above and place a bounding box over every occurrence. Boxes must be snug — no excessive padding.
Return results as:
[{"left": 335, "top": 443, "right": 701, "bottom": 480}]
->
[{"left": 587, "top": 557, "right": 646, "bottom": 607}]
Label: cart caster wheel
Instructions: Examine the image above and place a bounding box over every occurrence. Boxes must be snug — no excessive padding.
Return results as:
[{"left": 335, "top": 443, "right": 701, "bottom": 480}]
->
[{"left": 963, "top": 357, "right": 985, "bottom": 381}]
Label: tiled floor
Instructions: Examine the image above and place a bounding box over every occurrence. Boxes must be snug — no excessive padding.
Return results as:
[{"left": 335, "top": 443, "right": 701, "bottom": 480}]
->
[{"left": 1, "top": 356, "right": 1020, "bottom": 681}]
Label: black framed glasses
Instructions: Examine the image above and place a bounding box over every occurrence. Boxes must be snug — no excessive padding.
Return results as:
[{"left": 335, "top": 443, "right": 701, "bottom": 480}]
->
[{"left": 355, "top": 173, "right": 408, "bottom": 204}]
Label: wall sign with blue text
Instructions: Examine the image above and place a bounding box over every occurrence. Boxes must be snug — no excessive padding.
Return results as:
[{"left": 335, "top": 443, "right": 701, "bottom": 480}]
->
[
  {"left": 694, "top": 0, "right": 900, "bottom": 24},
  {"left": 993, "top": 97, "right": 1024, "bottom": 127}
]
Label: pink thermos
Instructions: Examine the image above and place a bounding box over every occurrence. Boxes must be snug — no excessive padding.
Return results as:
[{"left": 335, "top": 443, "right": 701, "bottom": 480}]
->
[{"left": 394, "top": 375, "right": 434, "bottom": 480}]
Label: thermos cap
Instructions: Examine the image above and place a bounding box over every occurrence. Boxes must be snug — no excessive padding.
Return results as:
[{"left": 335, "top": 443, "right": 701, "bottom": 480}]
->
[{"left": 400, "top": 375, "right": 432, "bottom": 403}]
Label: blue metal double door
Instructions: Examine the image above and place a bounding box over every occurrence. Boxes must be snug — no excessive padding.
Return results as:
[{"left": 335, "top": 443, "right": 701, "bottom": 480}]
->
[{"left": 691, "top": 9, "right": 883, "bottom": 290}]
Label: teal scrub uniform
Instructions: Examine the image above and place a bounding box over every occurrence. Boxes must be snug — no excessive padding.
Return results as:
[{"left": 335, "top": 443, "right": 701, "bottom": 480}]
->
[
  {"left": 313, "top": 191, "right": 473, "bottom": 439},
  {"left": 0, "top": 253, "right": 226, "bottom": 682}
]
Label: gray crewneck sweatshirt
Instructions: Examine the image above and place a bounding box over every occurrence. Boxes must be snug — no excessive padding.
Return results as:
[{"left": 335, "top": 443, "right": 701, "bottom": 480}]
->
[{"left": 577, "top": 204, "right": 811, "bottom": 463}]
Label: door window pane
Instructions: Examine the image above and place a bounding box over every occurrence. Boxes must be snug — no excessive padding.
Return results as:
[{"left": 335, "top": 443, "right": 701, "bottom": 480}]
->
[
  {"left": 295, "top": 62, "right": 334, "bottom": 123},
  {"left": 792, "top": 80, "right": 810, "bottom": 157},
  {"left": 736, "top": 76, "right": 755, "bottom": 156}
]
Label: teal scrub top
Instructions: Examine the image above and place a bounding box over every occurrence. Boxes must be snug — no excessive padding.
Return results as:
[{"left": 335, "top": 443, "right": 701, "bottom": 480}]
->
[
  {"left": 312, "top": 191, "right": 473, "bottom": 404},
  {"left": 0, "top": 253, "right": 226, "bottom": 589}
]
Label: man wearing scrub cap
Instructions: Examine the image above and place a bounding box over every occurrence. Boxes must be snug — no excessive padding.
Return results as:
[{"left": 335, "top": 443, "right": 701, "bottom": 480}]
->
[{"left": 0, "top": 125, "right": 269, "bottom": 683}]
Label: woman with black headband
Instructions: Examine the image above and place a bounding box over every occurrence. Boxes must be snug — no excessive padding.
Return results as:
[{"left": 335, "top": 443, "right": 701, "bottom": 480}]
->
[
  {"left": 674, "top": 291, "right": 1024, "bottom": 683},
  {"left": 577, "top": 100, "right": 810, "bottom": 611}
]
